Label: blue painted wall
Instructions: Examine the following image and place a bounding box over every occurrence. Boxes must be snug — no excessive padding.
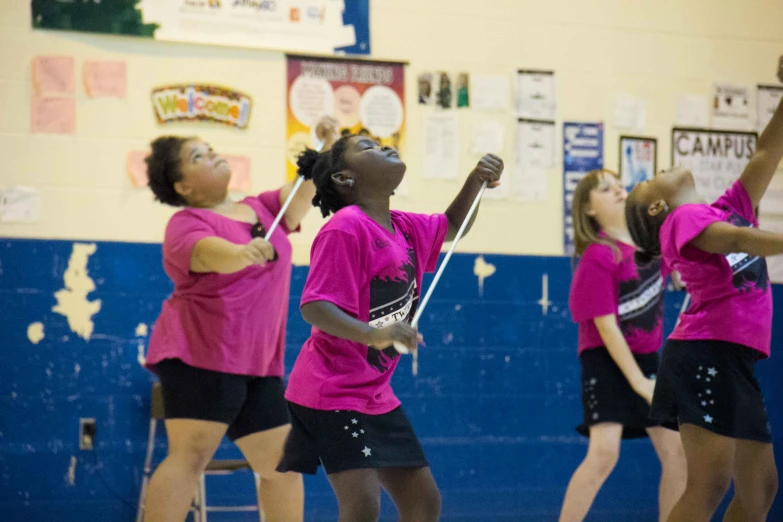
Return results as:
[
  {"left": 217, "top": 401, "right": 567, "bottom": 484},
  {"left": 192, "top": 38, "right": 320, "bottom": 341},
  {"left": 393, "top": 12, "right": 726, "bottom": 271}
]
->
[{"left": 1, "top": 238, "right": 781, "bottom": 521}]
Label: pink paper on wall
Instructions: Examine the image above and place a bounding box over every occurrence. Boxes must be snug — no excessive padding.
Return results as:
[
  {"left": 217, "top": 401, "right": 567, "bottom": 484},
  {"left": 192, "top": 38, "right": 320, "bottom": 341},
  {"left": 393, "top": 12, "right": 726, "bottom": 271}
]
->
[
  {"left": 127, "top": 150, "right": 149, "bottom": 187},
  {"left": 31, "top": 96, "right": 76, "bottom": 134},
  {"left": 32, "top": 56, "right": 75, "bottom": 95},
  {"left": 84, "top": 61, "right": 127, "bottom": 98},
  {"left": 225, "top": 155, "right": 252, "bottom": 192}
]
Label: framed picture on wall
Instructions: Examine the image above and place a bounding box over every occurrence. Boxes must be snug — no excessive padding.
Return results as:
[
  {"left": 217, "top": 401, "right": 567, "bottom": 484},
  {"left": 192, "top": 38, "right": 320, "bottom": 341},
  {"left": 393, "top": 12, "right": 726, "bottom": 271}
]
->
[{"left": 619, "top": 136, "right": 657, "bottom": 191}]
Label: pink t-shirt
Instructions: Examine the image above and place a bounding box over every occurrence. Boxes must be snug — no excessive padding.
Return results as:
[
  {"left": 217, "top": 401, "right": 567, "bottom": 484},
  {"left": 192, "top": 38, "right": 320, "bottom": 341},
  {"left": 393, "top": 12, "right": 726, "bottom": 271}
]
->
[
  {"left": 569, "top": 241, "right": 667, "bottom": 355},
  {"left": 285, "top": 206, "right": 449, "bottom": 414},
  {"left": 661, "top": 180, "right": 772, "bottom": 357},
  {"left": 145, "top": 190, "right": 297, "bottom": 377}
]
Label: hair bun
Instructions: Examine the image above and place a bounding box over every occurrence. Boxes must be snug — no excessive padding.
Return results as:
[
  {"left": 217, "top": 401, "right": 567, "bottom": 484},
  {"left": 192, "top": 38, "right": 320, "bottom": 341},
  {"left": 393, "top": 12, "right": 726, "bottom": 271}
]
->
[{"left": 296, "top": 148, "right": 320, "bottom": 180}]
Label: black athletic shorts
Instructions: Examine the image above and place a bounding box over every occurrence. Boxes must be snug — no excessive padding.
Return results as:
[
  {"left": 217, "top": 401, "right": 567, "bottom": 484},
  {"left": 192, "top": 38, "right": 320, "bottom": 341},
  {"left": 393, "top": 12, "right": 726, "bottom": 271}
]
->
[
  {"left": 277, "top": 403, "right": 428, "bottom": 475},
  {"left": 650, "top": 339, "right": 771, "bottom": 443},
  {"left": 156, "top": 358, "right": 290, "bottom": 441},
  {"left": 577, "top": 347, "right": 677, "bottom": 439}
]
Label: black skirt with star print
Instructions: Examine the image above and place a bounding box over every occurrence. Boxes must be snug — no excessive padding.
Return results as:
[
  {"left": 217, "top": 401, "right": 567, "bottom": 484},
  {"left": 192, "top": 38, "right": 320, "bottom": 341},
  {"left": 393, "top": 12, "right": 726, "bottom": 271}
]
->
[
  {"left": 650, "top": 339, "right": 771, "bottom": 443},
  {"left": 276, "top": 403, "right": 429, "bottom": 475},
  {"left": 577, "top": 347, "right": 676, "bottom": 439}
]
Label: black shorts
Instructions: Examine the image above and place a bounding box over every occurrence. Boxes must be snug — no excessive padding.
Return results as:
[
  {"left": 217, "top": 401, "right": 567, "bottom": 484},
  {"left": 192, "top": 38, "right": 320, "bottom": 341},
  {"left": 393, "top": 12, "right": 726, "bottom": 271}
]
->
[
  {"left": 650, "top": 339, "right": 772, "bottom": 443},
  {"left": 577, "top": 347, "right": 676, "bottom": 439},
  {"left": 155, "top": 358, "right": 290, "bottom": 441},
  {"left": 276, "top": 403, "right": 428, "bottom": 475}
]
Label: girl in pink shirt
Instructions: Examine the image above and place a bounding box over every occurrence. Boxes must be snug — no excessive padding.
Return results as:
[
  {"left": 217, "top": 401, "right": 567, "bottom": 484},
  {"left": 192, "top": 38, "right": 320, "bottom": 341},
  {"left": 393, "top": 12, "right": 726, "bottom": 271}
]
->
[
  {"left": 141, "top": 117, "right": 338, "bottom": 522},
  {"left": 277, "top": 135, "right": 503, "bottom": 521},
  {"left": 626, "top": 95, "right": 783, "bottom": 522},
  {"left": 561, "top": 169, "right": 686, "bottom": 522}
]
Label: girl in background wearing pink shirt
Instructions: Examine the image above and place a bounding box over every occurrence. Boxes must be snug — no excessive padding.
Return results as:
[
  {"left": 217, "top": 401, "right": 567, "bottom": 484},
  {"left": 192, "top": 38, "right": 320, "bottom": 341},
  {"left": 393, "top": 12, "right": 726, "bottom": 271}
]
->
[
  {"left": 277, "top": 134, "right": 503, "bottom": 522},
  {"left": 141, "top": 117, "right": 339, "bottom": 522},
  {"left": 626, "top": 95, "right": 783, "bottom": 522},
  {"left": 560, "top": 169, "right": 686, "bottom": 522}
]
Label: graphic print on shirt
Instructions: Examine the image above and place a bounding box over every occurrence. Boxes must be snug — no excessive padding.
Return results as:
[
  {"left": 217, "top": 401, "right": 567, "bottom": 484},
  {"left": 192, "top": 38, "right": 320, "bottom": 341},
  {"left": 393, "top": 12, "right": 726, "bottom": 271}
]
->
[
  {"left": 617, "top": 260, "right": 665, "bottom": 337},
  {"left": 366, "top": 247, "right": 418, "bottom": 373},
  {"left": 723, "top": 213, "right": 769, "bottom": 292}
]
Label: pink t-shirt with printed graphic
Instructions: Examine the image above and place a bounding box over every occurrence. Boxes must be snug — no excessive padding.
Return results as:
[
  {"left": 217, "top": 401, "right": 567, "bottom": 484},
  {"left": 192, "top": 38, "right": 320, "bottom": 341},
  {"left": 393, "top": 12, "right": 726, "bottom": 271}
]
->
[
  {"left": 285, "top": 206, "right": 449, "bottom": 415},
  {"left": 569, "top": 241, "right": 667, "bottom": 355},
  {"left": 145, "top": 190, "right": 296, "bottom": 377},
  {"left": 661, "top": 180, "right": 772, "bottom": 358}
]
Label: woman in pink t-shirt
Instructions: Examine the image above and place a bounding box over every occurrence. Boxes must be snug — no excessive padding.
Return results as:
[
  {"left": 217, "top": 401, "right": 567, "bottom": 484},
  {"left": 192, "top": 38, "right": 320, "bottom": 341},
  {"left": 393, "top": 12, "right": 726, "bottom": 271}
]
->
[
  {"left": 140, "top": 117, "right": 338, "bottom": 522},
  {"left": 276, "top": 135, "right": 503, "bottom": 521},
  {"left": 626, "top": 95, "right": 783, "bottom": 522},
  {"left": 560, "top": 169, "right": 686, "bottom": 522}
]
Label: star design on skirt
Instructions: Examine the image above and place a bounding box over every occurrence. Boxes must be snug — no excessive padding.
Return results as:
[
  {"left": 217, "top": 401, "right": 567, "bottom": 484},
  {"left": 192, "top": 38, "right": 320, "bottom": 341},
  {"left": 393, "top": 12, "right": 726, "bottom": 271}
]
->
[
  {"left": 352, "top": 432, "right": 358, "bottom": 438},
  {"left": 589, "top": 378, "right": 597, "bottom": 385},
  {"left": 706, "top": 389, "right": 712, "bottom": 395},
  {"left": 704, "top": 415, "right": 713, "bottom": 424},
  {"left": 344, "top": 426, "right": 349, "bottom": 430},
  {"left": 707, "top": 367, "right": 717, "bottom": 377},
  {"left": 362, "top": 446, "right": 372, "bottom": 457},
  {"left": 351, "top": 419, "right": 358, "bottom": 425},
  {"left": 360, "top": 429, "right": 365, "bottom": 434}
]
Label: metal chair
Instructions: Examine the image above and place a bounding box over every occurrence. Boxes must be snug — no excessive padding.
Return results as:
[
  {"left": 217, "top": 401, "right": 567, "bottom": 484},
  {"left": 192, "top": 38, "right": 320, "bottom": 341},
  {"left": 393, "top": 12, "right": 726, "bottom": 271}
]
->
[{"left": 136, "top": 381, "right": 263, "bottom": 522}]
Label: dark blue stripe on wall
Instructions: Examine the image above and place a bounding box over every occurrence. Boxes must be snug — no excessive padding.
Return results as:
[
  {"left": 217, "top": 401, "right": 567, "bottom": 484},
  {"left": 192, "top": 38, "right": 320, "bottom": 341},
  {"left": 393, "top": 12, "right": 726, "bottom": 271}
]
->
[{"left": 1, "top": 238, "right": 781, "bottom": 521}]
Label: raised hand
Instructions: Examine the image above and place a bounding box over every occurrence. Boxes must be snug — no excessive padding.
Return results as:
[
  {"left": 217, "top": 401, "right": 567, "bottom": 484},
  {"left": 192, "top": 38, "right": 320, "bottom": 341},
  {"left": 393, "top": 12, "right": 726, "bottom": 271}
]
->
[{"left": 470, "top": 154, "right": 504, "bottom": 188}]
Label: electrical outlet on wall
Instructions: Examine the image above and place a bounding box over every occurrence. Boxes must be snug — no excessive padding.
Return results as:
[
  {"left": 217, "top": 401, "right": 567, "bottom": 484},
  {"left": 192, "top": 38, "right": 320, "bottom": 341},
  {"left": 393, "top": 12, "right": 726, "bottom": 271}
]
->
[{"left": 79, "top": 418, "right": 97, "bottom": 450}]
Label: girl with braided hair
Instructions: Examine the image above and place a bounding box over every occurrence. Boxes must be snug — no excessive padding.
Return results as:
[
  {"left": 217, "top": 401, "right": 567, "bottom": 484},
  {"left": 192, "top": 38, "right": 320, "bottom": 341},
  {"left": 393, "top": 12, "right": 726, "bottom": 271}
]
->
[{"left": 277, "top": 134, "right": 503, "bottom": 521}]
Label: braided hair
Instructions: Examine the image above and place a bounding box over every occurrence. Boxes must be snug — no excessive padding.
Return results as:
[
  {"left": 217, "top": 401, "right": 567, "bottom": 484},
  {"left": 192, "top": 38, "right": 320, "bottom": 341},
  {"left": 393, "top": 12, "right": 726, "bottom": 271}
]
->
[
  {"left": 296, "top": 134, "right": 353, "bottom": 218},
  {"left": 145, "top": 136, "right": 190, "bottom": 207},
  {"left": 625, "top": 189, "right": 664, "bottom": 265}
]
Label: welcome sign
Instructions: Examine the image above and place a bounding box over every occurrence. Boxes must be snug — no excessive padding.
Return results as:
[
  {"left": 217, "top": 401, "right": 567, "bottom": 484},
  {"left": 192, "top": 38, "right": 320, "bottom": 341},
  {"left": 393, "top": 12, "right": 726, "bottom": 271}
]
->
[{"left": 151, "top": 84, "right": 252, "bottom": 128}]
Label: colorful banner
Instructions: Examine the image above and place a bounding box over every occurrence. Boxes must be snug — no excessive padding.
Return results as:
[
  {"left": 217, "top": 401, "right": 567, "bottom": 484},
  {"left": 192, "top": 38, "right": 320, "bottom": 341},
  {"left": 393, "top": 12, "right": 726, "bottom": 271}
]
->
[
  {"left": 671, "top": 128, "right": 757, "bottom": 204},
  {"left": 151, "top": 84, "right": 252, "bottom": 128},
  {"left": 619, "top": 136, "right": 657, "bottom": 192},
  {"left": 563, "top": 122, "right": 604, "bottom": 255},
  {"left": 32, "top": 0, "right": 370, "bottom": 56},
  {"left": 285, "top": 55, "right": 405, "bottom": 180}
]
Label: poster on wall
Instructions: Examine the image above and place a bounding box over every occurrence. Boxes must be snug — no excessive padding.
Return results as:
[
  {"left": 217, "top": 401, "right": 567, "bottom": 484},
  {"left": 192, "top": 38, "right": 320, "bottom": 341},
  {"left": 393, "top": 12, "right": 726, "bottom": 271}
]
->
[
  {"left": 285, "top": 55, "right": 405, "bottom": 181},
  {"left": 512, "top": 119, "right": 554, "bottom": 203},
  {"left": 417, "top": 72, "right": 470, "bottom": 109},
  {"left": 619, "top": 136, "right": 657, "bottom": 191},
  {"left": 471, "top": 74, "right": 510, "bottom": 111},
  {"left": 515, "top": 70, "right": 556, "bottom": 121},
  {"left": 671, "top": 128, "right": 757, "bottom": 204},
  {"left": 757, "top": 85, "right": 783, "bottom": 133},
  {"left": 563, "top": 122, "right": 604, "bottom": 255},
  {"left": 612, "top": 94, "right": 646, "bottom": 131},
  {"left": 151, "top": 84, "right": 253, "bottom": 128},
  {"left": 0, "top": 186, "right": 42, "bottom": 223},
  {"left": 517, "top": 119, "right": 555, "bottom": 169},
  {"left": 32, "top": 0, "right": 370, "bottom": 56},
  {"left": 711, "top": 83, "right": 754, "bottom": 131}
]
